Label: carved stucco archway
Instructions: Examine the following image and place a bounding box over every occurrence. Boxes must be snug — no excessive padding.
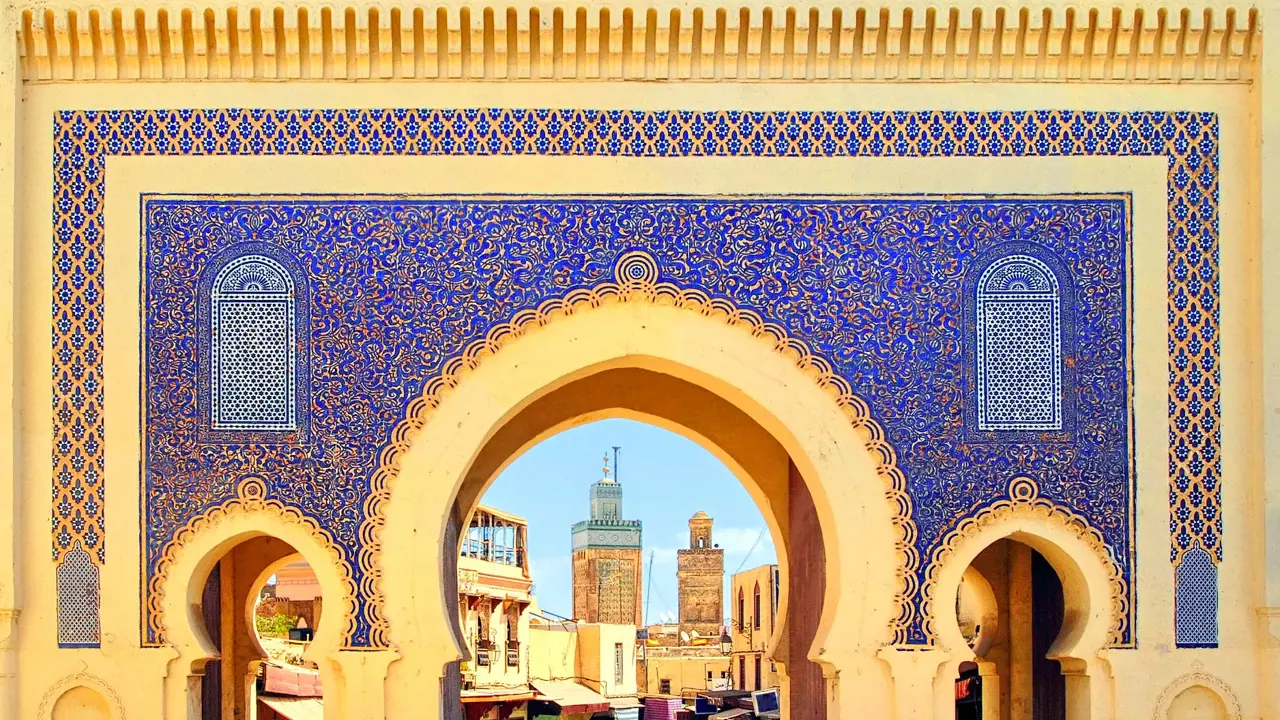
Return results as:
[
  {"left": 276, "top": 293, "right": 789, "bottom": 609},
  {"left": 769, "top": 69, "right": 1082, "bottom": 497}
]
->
[
  {"left": 154, "top": 477, "right": 363, "bottom": 720},
  {"left": 377, "top": 274, "right": 906, "bottom": 719},
  {"left": 924, "top": 478, "right": 1124, "bottom": 719}
]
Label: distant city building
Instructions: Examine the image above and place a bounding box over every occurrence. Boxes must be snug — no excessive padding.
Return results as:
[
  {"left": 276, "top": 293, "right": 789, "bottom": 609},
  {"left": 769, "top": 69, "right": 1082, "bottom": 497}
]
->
[
  {"left": 457, "top": 505, "right": 536, "bottom": 717},
  {"left": 638, "top": 644, "right": 730, "bottom": 698},
  {"left": 676, "top": 512, "right": 724, "bottom": 640},
  {"left": 571, "top": 456, "right": 644, "bottom": 626},
  {"left": 729, "top": 563, "right": 781, "bottom": 692},
  {"left": 272, "top": 560, "right": 321, "bottom": 601}
]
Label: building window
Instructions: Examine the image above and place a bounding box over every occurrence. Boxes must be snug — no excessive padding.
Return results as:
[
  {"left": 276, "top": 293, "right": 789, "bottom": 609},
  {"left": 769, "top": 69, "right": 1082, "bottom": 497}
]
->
[
  {"left": 753, "top": 582, "right": 761, "bottom": 630},
  {"left": 210, "top": 254, "right": 297, "bottom": 431},
  {"left": 737, "top": 588, "right": 745, "bottom": 629},
  {"left": 738, "top": 656, "right": 745, "bottom": 690},
  {"left": 615, "top": 642, "right": 624, "bottom": 686},
  {"left": 771, "top": 566, "right": 780, "bottom": 625},
  {"left": 754, "top": 655, "right": 762, "bottom": 690},
  {"left": 975, "top": 254, "right": 1063, "bottom": 431},
  {"left": 477, "top": 599, "right": 492, "bottom": 648},
  {"left": 660, "top": 679, "right": 671, "bottom": 695}
]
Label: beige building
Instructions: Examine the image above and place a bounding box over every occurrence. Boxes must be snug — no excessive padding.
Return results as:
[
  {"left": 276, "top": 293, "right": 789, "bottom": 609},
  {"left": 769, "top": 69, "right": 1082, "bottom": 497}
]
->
[
  {"left": 677, "top": 511, "right": 725, "bottom": 640},
  {"left": 271, "top": 559, "right": 322, "bottom": 602},
  {"left": 640, "top": 645, "right": 731, "bottom": 698},
  {"left": 457, "top": 506, "right": 536, "bottom": 716},
  {"left": 528, "top": 619, "right": 641, "bottom": 715},
  {"left": 730, "top": 564, "right": 781, "bottom": 692},
  {"left": 5, "top": 3, "right": 1280, "bottom": 720}
]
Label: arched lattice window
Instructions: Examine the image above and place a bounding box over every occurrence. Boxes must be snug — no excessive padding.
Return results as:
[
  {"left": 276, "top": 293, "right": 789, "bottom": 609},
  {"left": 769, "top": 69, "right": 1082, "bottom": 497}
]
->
[
  {"left": 56, "top": 543, "right": 100, "bottom": 647},
  {"left": 211, "top": 255, "right": 297, "bottom": 431},
  {"left": 737, "top": 587, "right": 745, "bottom": 628},
  {"left": 1175, "top": 546, "right": 1218, "bottom": 647},
  {"left": 975, "top": 255, "right": 1063, "bottom": 431}
]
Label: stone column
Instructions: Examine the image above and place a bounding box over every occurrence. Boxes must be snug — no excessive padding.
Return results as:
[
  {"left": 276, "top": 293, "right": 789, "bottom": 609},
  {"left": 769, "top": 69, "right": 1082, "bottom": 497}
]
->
[
  {"left": 328, "top": 649, "right": 399, "bottom": 720},
  {"left": 1262, "top": 2, "right": 1280, "bottom": 712},
  {"left": 878, "top": 647, "right": 948, "bottom": 720},
  {"left": 0, "top": 4, "right": 20, "bottom": 718},
  {"left": 1058, "top": 656, "right": 1113, "bottom": 720},
  {"left": 0, "top": 610, "right": 18, "bottom": 720},
  {"left": 1007, "top": 544, "right": 1033, "bottom": 720},
  {"left": 976, "top": 660, "right": 1001, "bottom": 720}
]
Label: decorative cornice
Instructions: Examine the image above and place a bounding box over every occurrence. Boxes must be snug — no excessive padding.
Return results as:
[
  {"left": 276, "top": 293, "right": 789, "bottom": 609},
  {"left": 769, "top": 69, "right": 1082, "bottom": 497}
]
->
[{"left": 14, "top": 2, "right": 1260, "bottom": 84}]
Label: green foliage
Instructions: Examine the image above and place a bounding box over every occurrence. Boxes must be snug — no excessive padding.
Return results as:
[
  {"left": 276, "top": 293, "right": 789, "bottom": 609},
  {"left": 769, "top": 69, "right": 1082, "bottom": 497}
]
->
[{"left": 255, "top": 613, "right": 297, "bottom": 638}]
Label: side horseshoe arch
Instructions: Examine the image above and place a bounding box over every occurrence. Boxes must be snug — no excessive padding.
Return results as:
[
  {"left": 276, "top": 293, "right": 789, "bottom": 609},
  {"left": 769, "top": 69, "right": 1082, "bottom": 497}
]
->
[
  {"left": 922, "top": 476, "right": 1127, "bottom": 652},
  {"left": 149, "top": 476, "right": 359, "bottom": 649}
]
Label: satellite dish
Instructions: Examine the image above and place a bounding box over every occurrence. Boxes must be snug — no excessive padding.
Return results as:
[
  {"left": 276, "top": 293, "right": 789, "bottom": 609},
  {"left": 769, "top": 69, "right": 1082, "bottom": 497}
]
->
[
  {"left": 680, "top": 631, "right": 690, "bottom": 643},
  {"left": 690, "top": 630, "right": 701, "bottom": 639}
]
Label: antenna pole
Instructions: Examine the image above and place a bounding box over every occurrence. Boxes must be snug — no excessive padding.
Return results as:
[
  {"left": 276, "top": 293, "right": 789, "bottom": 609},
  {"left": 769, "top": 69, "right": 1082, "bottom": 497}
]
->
[
  {"left": 612, "top": 446, "right": 621, "bottom": 483},
  {"left": 645, "top": 550, "right": 654, "bottom": 626}
]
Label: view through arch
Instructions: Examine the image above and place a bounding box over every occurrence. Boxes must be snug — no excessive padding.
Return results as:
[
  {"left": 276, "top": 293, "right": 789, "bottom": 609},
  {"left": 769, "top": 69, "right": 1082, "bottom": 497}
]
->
[{"left": 445, "top": 417, "right": 794, "bottom": 720}]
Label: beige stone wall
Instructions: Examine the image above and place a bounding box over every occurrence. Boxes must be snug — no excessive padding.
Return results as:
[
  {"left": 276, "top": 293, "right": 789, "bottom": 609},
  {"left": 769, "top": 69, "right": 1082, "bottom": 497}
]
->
[
  {"left": 573, "top": 623, "right": 638, "bottom": 698},
  {"left": 642, "top": 652, "right": 730, "bottom": 698},
  {"left": 1, "top": 3, "right": 1275, "bottom": 719},
  {"left": 527, "top": 625, "right": 577, "bottom": 683}
]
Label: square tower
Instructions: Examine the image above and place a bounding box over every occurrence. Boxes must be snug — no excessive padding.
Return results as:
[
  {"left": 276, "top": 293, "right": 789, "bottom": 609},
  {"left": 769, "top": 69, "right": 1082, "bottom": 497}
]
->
[
  {"left": 677, "top": 511, "right": 724, "bottom": 640},
  {"left": 570, "top": 456, "right": 644, "bottom": 626}
]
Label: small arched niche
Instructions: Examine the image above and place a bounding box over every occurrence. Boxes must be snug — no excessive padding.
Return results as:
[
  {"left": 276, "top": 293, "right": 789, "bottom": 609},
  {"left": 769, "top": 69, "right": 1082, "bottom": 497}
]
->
[
  {"left": 50, "top": 686, "right": 111, "bottom": 720},
  {"left": 1166, "top": 685, "right": 1230, "bottom": 720}
]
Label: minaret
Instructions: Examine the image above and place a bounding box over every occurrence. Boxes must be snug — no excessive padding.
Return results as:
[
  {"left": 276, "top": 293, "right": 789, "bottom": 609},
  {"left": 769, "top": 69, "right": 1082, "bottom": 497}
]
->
[
  {"left": 570, "top": 453, "right": 644, "bottom": 626},
  {"left": 677, "top": 511, "right": 724, "bottom": 640}
]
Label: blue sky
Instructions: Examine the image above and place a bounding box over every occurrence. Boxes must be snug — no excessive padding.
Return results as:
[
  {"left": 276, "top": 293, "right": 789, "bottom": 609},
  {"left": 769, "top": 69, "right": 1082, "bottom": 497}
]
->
[{"left": 480, "top": 418, "right": 778, "bottom": 626}]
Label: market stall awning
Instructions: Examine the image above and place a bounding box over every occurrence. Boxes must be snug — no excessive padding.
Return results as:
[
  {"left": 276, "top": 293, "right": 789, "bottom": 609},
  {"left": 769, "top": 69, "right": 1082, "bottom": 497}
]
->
[
  {"left": 258, "top": 695, "right": 325, "bottom": 720},
  {"left": 530, "top": 680, "right": 611, "bottom": 715},
  {"left": 460, "top": 688, "right": 537, "bottom": 704}
]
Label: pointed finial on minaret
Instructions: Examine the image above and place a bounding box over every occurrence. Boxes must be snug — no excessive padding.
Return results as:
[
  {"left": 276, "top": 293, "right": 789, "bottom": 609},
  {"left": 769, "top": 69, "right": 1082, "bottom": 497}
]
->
[{"left": 603, "top": 453, "right": 611, "bottom": 480}]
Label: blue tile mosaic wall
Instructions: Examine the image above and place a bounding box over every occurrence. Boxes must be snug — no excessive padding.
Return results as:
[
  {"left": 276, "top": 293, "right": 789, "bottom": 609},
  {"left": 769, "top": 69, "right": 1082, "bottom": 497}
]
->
[
  {"left": 142, "top": 196, "right": 1132, "bottom": 647},
  {"left": 49, "top": 108, "right": 1219, "bottom": 650}
]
